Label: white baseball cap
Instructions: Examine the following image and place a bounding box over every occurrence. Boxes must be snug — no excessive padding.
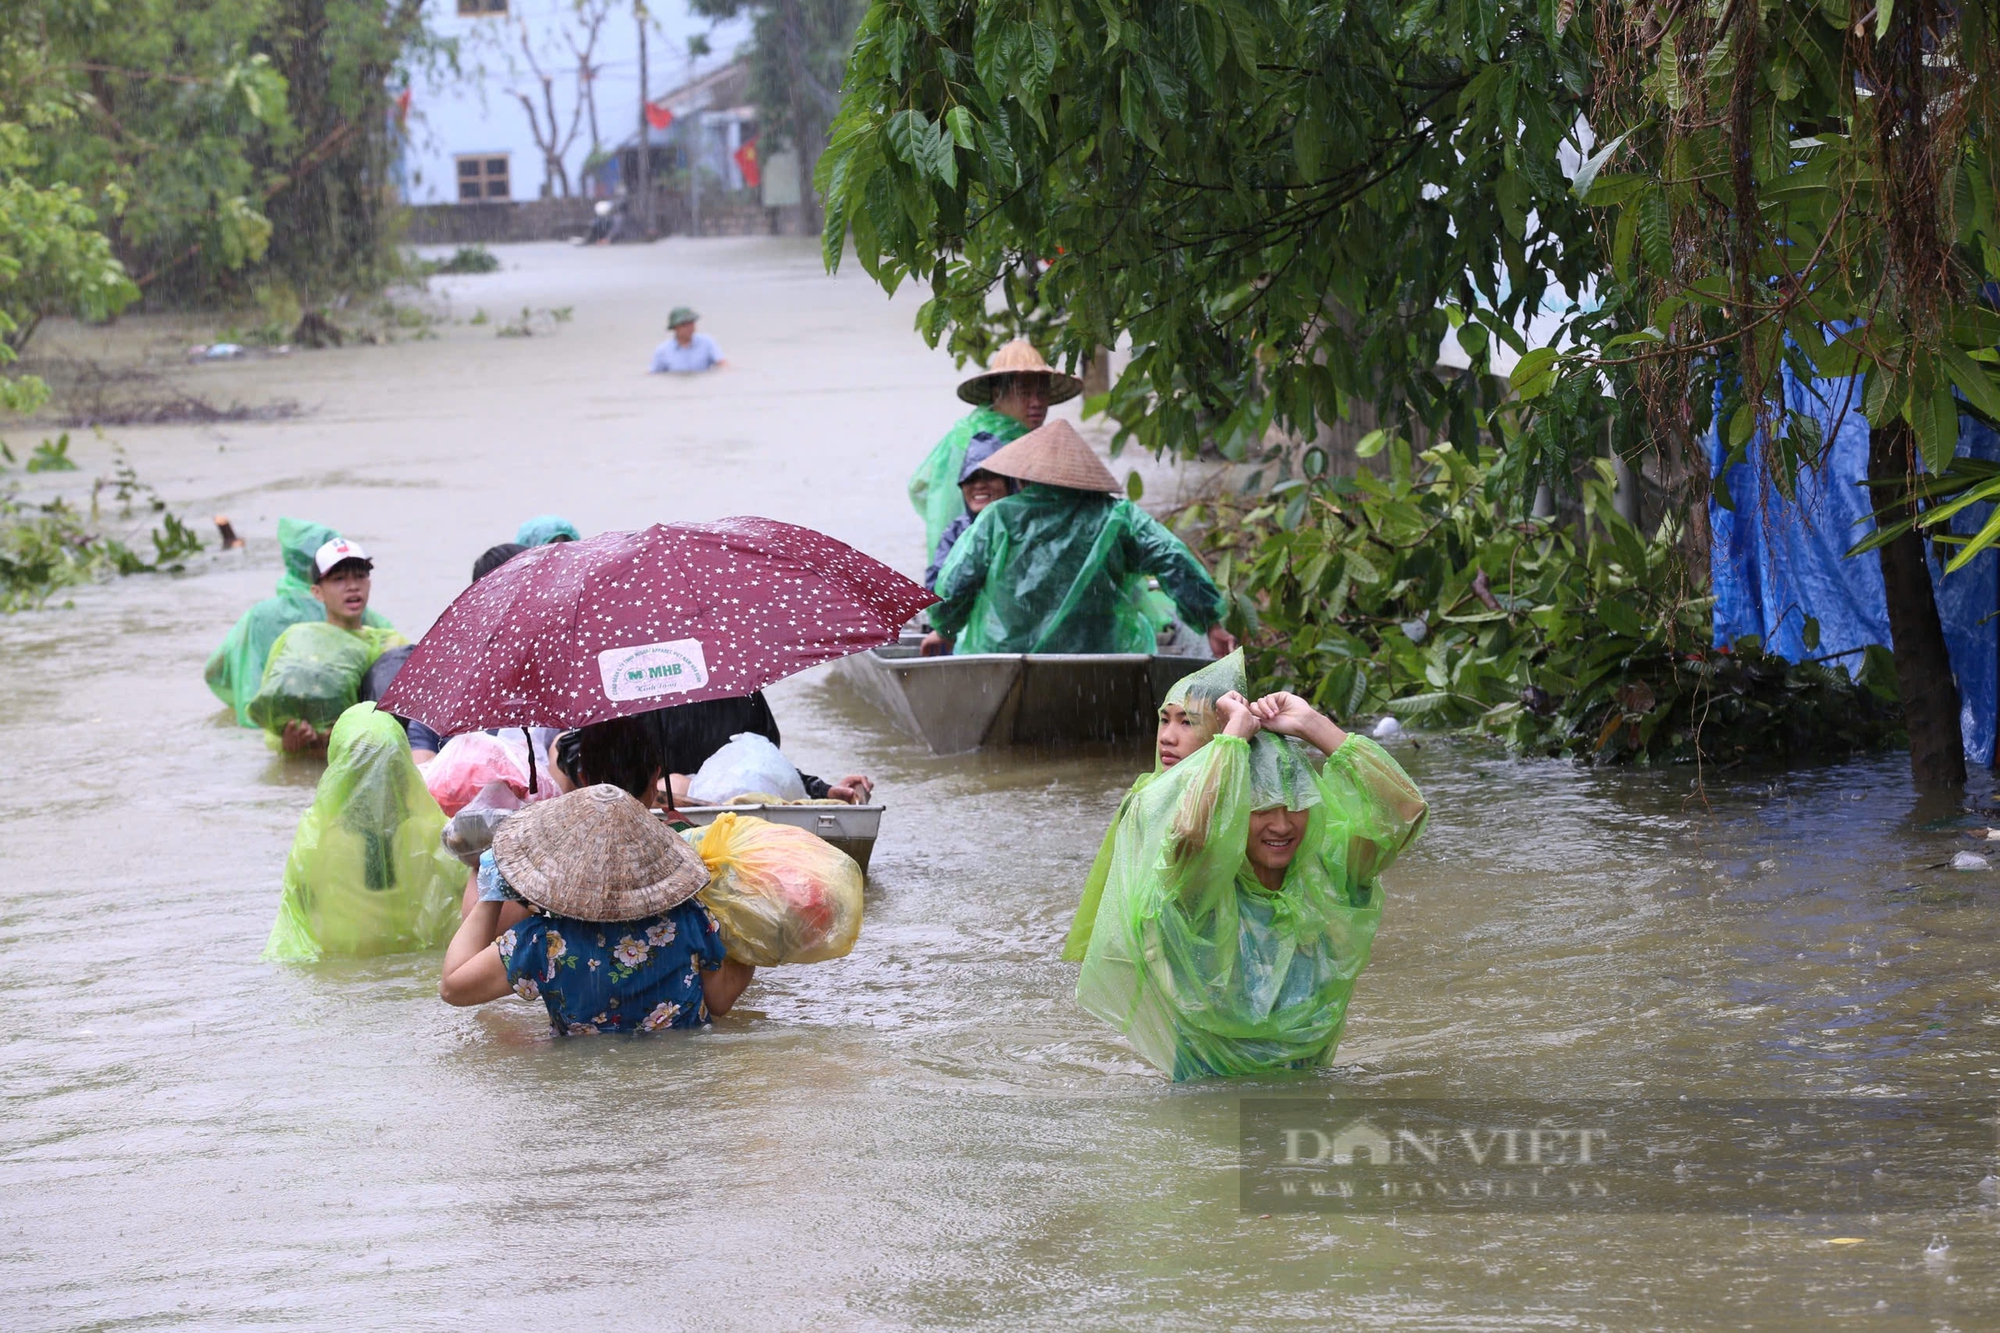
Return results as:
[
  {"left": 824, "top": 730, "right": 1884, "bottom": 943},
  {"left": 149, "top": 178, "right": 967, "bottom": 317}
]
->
[{"left": 312, "top": 537, "right": 373, "bottom": 579}]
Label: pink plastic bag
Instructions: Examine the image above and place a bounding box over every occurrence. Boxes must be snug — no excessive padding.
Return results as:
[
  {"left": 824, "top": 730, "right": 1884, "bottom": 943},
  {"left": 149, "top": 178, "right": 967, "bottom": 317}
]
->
[{"left": 420, "top": 733, "right": 528, "bottom": 816}]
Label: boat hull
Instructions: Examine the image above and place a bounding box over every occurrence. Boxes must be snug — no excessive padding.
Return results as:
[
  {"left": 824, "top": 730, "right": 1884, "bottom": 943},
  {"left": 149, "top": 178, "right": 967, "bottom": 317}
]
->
[
  {"left": 666, "top": 803, "right": 883, "bottom": 876},
  {"left": 832, "top": 647, "right": 1209, "bottom": 754}
]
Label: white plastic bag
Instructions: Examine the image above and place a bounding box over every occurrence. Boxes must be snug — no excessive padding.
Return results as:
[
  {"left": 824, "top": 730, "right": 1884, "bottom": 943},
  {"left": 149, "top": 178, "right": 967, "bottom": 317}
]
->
[
  {"left": 685, "top": 732, "right": 807, "bottom": 804},
  {"left": 441, "top": 780, "right": 523, "bottom": 867}
]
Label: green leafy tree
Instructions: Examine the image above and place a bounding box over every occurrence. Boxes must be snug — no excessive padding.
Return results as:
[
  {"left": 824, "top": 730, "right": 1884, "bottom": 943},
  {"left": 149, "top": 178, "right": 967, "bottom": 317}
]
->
[
  {"left": 3, "top": 0, "right": 445, "bottom": 322},
  {"left": 819, "top": 0, "right": 1599, "bottom": 464},
  {"left": 0, "top": 19, "right": 139, "bottom": 412},
  {"left": 1535, "top": 0, "right": 2000, "bottom": 784}
]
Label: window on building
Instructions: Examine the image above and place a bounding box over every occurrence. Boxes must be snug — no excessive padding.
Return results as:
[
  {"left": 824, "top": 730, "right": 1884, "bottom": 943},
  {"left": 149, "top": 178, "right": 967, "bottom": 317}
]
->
[
  {"left": 456, "top": 0, "right": 507, "bottom": 14},
  {"left": 456, "top": 154, "right": 510, "bottom": 202}
]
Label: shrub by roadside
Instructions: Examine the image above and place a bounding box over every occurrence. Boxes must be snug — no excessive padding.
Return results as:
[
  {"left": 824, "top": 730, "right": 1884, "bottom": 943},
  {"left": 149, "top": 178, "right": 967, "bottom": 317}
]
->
[{"left": 1193, "top": 438, "right": 1903, "bottom": 767}]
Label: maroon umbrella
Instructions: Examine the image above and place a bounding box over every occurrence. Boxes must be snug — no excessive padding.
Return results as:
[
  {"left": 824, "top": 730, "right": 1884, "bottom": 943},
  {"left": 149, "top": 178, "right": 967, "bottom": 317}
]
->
[{"left": 377, "top": 517, "right": 935, "bottom": 734}]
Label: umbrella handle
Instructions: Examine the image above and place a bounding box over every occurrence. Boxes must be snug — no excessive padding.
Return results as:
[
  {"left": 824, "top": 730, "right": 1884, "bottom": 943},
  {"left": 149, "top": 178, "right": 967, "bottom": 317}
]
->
[{"left": 523, "top": 727, "right": 538, "bottom": 795}]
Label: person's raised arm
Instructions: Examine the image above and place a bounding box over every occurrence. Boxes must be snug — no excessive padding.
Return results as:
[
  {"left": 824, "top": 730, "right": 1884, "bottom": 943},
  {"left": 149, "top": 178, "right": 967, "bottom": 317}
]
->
[
  {"left": 1248, "top": 691, "right": 1348, "bottom": 756},
  {"left": 701, "top": 958, "right": 757, "bottom": 1016},
  {"left": 1121, "top": 507, "right": 1231, "bottom": 649},
  {"left": 439, "top": 900, "right": 514, "bottom": 1006}
]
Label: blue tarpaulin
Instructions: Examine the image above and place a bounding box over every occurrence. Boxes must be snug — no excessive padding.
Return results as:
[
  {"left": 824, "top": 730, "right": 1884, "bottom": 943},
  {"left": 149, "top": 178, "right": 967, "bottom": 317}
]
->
[{"left": 1709, "top": 369, "right": 2000, "bottom": 763}]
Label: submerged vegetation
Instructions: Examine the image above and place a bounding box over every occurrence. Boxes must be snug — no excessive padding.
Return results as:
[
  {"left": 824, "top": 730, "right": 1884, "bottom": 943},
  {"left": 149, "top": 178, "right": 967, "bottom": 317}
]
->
[
  {"left": 0, "top": 438, "right": 204, "bottom": 612},
  {"left": 1195, "top": 441, "right": 1902, "bottom": 767}
]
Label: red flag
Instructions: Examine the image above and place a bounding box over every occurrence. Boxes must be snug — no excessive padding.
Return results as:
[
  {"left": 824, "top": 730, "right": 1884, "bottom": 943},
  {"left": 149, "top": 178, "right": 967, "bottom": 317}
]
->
[
  {"left": 644, "top": 100, "right": 674, "bottom": 130},
  {"left": 733, "top": 137, "right": 760, "bottom": 189},
  {"left": 394, "top": 87, "right": 411, "bottom": 124}
]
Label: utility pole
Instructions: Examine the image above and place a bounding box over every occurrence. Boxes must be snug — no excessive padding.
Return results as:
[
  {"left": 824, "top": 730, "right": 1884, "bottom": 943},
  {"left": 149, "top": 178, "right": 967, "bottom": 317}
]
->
[
  {"left": 635, "top": 2, "right": 652, "bottom": 237},
  {"left": 686, "top": 44, "right": 700, "bottom": 238}
]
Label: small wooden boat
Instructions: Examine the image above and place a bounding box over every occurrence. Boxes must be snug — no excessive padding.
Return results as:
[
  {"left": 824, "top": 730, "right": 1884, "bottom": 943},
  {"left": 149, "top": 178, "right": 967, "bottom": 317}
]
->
[
  {"left": 667, "top": 802, "right": 884, "bottom": 875},
  {"left": 832, "top": 643, "right": 1211, "bottom": 754}
]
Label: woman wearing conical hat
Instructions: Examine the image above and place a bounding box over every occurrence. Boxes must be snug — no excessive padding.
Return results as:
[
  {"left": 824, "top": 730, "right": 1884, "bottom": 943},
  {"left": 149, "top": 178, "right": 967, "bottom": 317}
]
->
[
  {"left": 910, "top": 339, "right": 1082, "bottom": 563},
  {"left": 925, "top": 418, "right": 1238, "bottom": 657}
]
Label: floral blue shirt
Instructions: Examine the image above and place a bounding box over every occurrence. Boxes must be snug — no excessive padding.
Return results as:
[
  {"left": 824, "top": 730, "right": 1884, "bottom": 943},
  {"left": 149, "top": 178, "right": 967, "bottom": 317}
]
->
[{"left": 497, "top": 900, "right": 727, "bottom": 1036}]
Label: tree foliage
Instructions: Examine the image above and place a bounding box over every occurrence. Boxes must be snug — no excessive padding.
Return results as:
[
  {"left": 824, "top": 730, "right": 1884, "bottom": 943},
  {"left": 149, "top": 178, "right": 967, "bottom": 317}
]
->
[
  {"left": 3, "top": 0, "right": 445, "bottom": 321},
  {"left": 820, "top": 0, "right": 1599, "bottom": 462},
  {"left": 1537, "top": 0, "right": 2000, "bottom": 548},
  {"left": 1195, "top": 436, "right": 1902, "bottom": 765}
]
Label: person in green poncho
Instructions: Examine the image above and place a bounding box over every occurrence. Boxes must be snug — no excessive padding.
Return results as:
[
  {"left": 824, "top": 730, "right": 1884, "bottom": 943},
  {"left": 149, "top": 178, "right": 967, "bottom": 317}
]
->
[
  {"left": 928, "top": 418, "right": 1236, "bottom": 656},
  {"left": 204, "top": 517, "right": 394, "bottom": 726},
  {"left": 1075, "top": 688, "right": 1428, "bottom": 1080},
  {"left": 260, "top": 538, "right": 407, "bottom": 753},
  {"left": 910, "top": 339, "right": 1082, "bottom": 563},
  {"left": 263, "top": 703, "right": 466, "bottom": 963},
  {"left": 1062, "top": 650, "right": 1246, "bottom": 961}
]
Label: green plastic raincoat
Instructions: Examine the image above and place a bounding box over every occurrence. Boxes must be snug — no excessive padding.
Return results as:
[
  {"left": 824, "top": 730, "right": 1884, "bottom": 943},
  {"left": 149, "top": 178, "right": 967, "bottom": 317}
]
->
[
  {"left": 1062, "top": 650, "right": 1248, "bottom": 961},
  {"left": 909, "top": 406, "right": 1028, "bottom": 559},
  {"left": 248, "top": 620, "right": 408, "bottom": 736},
  {"left": 204, "top": 517, "right": 393, "bottom": 726},
  {"left": 263, "top": 704, "right": 466, "bottom": 962},
  {"left": 1076, "top": 731, "right": 1427, "bottom": 1079},
  {"left": 931, "top": 485, "right": 1226, "bottom": 654}
]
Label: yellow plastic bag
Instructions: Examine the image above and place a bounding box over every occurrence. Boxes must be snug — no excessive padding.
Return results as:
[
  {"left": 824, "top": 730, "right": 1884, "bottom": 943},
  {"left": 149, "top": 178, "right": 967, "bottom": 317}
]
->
[{"left": 694, "top": 812, "right": 864, "bottom": 966}]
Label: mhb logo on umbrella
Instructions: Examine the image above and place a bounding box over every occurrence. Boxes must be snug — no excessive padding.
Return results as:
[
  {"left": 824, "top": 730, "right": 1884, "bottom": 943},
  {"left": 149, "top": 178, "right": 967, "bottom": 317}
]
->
[{"left": 597, "top": 638, "right": 711, "bottom": 702}]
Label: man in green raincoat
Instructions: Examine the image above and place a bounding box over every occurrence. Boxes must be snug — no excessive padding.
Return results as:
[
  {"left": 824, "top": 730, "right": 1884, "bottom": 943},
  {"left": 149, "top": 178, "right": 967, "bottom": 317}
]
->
[
  {"left": 204, "top": 517, "right": 395, "bottom": 726},
  {"left": 929, "top": 419, "right": 1236, "bottom": 656},
  {"left": 909, "top": 339, "right": 1082, "bottom": 562}
]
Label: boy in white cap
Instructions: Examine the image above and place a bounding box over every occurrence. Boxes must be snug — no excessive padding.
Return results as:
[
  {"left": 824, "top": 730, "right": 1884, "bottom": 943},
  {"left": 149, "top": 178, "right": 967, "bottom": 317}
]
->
[
  {"left": 272, "top": 539, "right": 406, "bottom": 753},
  {"left": 310, "top": 538, "right": 375, "bottom": 632}
]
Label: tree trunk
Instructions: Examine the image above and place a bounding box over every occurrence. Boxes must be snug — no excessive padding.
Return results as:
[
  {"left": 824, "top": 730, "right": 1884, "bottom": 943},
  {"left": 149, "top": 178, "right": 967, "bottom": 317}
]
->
[{"left": 1868, "top": 418, "right": 1965, "bottom": 787}]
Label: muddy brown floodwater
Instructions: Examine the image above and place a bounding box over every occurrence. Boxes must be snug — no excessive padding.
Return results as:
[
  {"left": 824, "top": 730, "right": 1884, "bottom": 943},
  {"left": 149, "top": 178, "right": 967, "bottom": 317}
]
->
[{"left": 3, "top": 239, "right": 1998, "bottom": 1330}]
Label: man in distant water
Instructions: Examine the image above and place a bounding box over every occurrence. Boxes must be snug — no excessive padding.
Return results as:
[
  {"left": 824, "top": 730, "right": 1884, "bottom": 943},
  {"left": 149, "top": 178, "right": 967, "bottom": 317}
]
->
[{"left": 649, "top": 306, "right": 725, "bottom": 373}]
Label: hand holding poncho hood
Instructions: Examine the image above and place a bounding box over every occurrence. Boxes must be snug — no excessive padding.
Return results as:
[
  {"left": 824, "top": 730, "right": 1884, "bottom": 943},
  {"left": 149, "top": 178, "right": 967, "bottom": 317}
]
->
[
  {"left": 1061, "top": 650, "right": 1248, "bottom": 961},
  {"left": 263, "top": 703, "right": 467, "bottom": 962},
  {"left": 1075, "top": 730, "right": 1427, "bottom": 1079},
  {"left": 203, "top": 517, "right": 393, "bottom": 726}
]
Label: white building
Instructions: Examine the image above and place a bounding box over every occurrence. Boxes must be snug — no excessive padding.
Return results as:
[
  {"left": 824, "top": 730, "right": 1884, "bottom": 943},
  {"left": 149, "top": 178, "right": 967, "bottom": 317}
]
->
[{"left": 400, "top": 0, "right": 748, "bottom": 205}]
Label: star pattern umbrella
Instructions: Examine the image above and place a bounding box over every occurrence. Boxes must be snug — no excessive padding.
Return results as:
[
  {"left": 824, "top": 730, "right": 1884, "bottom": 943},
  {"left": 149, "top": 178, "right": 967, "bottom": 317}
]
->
[{"left": 377, "top": 517, "right": 935, "bottom": 733}]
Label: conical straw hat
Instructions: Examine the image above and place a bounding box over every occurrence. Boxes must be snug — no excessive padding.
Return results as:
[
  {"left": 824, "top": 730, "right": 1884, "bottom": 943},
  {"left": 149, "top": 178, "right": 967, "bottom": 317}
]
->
[
  {"left": 978, "top": 418, "right": 1121, "bottom": 494},
  {"left": 492, "top": 784, "right": 709, "bottom": 922},
  {"left": 956, "top": 338, "right": 1084, "bottom": 406}
]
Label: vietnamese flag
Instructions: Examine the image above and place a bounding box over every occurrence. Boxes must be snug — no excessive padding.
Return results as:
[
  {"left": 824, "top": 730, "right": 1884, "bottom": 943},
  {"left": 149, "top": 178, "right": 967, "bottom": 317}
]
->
[
  {"left": 734, "top": 137, "right": 760, "bottom": 189},
  {"left": 644, "top": 100, "right": 674, "bottom": 130}
]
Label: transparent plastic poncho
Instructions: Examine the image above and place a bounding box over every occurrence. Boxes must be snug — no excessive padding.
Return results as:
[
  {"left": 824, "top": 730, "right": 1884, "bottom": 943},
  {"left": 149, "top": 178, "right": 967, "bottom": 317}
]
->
[
  {"left": 247, "top": 620, "right": 407, "bottom": 736},
  {"left": 1062, "top": 650, "right": 1247, "bottom": 961},
  {"left": 203, "top": 517, "right": 393, "bottom": 726},
  {"left": 263, "top": 704, "right": 467, "bottom": 962},
  {"left": 930, "top": 486, "right": 1225, "bottom": 654},
  {"left": 1075, "top": 731, "right": 1427, "bottom": 1080},
  {"left": 909, "top": 405, "right": 1027, "bottom": 561}
]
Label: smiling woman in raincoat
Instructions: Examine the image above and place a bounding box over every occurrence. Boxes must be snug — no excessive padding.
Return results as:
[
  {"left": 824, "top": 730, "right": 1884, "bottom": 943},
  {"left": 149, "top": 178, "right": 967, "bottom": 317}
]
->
[
  {"left": 1075, "top": 690, "right": 1427, "bottom": 1079},
  {"left": 204, "top": 517, "right": 395, "bottom": 726},
  {"left": 263, "top": 704, "right": 466, "bottom": 962}
]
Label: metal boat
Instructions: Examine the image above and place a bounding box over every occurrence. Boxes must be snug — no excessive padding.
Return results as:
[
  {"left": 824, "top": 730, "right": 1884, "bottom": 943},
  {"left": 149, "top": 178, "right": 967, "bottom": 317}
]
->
[
  {"left": 668, "top": 802, "right": 884, "bottom": 875},
  {"left": 832, "top": 643, "right": 1211, "bottom": 754}
]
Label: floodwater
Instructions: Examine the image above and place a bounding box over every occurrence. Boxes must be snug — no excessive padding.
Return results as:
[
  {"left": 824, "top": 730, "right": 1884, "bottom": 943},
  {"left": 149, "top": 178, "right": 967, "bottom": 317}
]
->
[{"left": 4, "top": 239, "right": 1999, "bottom": 1330}]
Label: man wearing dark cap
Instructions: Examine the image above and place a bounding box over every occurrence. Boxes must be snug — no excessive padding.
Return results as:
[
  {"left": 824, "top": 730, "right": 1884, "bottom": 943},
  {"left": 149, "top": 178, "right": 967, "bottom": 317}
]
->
[{"left": 649, "top": 306, "right": 725, "bottom": 373}]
